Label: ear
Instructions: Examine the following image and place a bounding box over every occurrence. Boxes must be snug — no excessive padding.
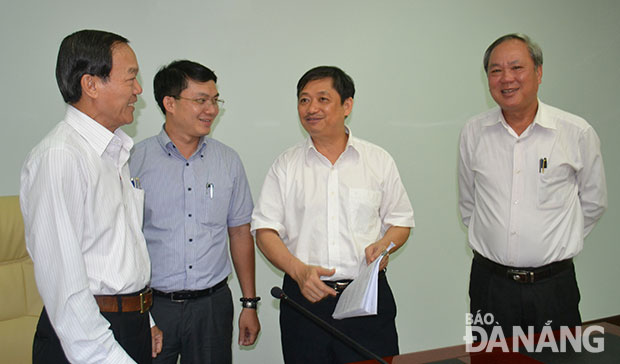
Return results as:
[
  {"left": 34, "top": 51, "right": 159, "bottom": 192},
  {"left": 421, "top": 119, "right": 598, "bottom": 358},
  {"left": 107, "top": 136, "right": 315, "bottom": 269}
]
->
[
  {"left": 163, "top": 95, "right": 176, "bottom": 115},
  {"left": 343, "top": 97, "right": 354, "bottom": 117},
  {"left": 536, "top": 65, "right": 543, "bottom": 85},
  {"left": 80, "top": 74, "right": 98, "bottom": 99}
]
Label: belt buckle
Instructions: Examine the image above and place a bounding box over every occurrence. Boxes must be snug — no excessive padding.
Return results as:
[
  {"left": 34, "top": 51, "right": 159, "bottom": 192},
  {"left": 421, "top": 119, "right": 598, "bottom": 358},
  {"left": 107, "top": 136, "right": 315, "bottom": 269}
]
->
[
  {"left": 334, "top": 282, "right": 349, "bottom": 293},
  {"left": 139, "top": 291, "right": 146, "bottom": 313},
  {"left": 170, "top": 292, "right": 185, "bottom": 303},
  {"left": 508, "top": 269, "right": 534, "bottom": 283},
  {"left": 140, "top": 288, "right": 152, "bottom": 313}
]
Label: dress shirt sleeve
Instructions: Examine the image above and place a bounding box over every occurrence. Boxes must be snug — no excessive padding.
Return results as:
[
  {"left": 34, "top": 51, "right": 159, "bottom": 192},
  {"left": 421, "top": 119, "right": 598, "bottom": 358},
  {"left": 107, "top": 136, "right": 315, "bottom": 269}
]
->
[
  {"left": 577, "top": 126, "right": 607, "bottom": 237},
  {"left": 250, "top": 158, "right": 287, "bottom": 238},
  {"left": 379, "top": 156, "right": 415, "bottom": 229},
  {"left": 458, "top": 124, "right": 475, "bottom": 227},
  {"left": 21, "top": 148, "right": 136, "bottom": 364},
  {"left": 227, "top": 153, "right": 254, "bottom": 227}
]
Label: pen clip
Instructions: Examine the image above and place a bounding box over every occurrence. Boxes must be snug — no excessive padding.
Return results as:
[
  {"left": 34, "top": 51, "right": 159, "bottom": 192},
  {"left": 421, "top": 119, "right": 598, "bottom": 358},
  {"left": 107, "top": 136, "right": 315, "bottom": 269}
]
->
[
  {"left": 539, "top": 158, "right": 547, "bottom": 174},
  {"left": 207, "top": 183, "right": 214, "bottom": 199},
  {"left": 380, "top": 242, "right": 397, "bottom": 257},
  {"left": 130, "top": 177, "right": 141, "bottom": 189}
]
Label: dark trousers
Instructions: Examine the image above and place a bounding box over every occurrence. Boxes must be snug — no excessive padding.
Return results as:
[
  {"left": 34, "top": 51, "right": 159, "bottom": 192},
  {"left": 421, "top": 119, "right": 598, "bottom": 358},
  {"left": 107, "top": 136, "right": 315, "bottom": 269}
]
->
[
  {"left": 280, "top": 273, "right": 399, "bottom": 364},
  {"left": 151, "top": 285, "right": 233, "bottom": 364},
  {"left": 33, "top": 307, "right": 152, "bottom": 363},
  {"left": 469, "top": 255, "right": 581, "bottom": 340}
]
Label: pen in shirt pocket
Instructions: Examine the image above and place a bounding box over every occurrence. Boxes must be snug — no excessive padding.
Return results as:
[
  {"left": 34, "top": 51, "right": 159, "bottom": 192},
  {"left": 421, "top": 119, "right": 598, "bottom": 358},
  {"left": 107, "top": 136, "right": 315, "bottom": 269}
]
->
[
  {"left": 130, "top": 177, "right": 141, "bottom": 189},
  {"left": 207, "top": 183, "right": 214, "bottom": 199},
  {"left": 538, "top": 158, "right": 548, "bottom": 173}
]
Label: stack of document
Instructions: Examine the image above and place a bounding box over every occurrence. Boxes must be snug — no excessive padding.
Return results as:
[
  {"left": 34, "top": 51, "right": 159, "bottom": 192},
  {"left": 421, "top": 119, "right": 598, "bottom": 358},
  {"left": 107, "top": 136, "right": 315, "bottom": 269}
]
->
[{"left": 332, "top": 242, "right": 395, "bottom": 320}]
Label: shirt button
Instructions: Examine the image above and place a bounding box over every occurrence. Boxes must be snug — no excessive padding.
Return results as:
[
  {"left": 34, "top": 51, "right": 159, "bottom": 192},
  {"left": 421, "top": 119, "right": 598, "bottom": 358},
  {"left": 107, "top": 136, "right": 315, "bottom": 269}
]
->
[
  {"left": 514, "top": 200, "right": 519, "bottom": 205},
  {"left": 515, "top": 169, "right": 521, "bottom": 174},
  {"left": 188, "top": 214, "right": 192, "bottom": 217},
  {"left": 186, "top": 163, "right": 189, "bottom": 166},
  {"left": 188, "top": 187, "right": 192, "bottom": 191},
  {"left": 189, "top": 238, "right": 193, "bottom": 242},
  {"left": 511, "top": 231, "right": 517, "bottom": 235},
  {"left": 189, "top": 265, "right": 193, "bottom": 269}
]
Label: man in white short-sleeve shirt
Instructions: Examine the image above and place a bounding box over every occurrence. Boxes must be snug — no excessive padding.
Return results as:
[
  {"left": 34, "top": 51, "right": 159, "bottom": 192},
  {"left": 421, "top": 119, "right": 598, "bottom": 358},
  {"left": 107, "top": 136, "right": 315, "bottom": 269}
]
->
[{"left": 252, "top": 66, "right": 414, "bottom": 364}]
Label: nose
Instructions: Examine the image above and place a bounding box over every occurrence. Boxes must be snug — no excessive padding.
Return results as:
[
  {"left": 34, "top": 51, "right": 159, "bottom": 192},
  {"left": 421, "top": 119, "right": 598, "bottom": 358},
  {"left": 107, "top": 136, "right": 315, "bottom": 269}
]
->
[
  {"left": 205, "top": 100, "right": 219, "bottom": 111},
  {"left": 500, "top": 70, "right": 515, "bottom": 83},
  {"left": 133, "top": 78, "right": 143, "bottom": 95},
  {"left": 307, "top": 99, "right": 320, "bottom": 113}
]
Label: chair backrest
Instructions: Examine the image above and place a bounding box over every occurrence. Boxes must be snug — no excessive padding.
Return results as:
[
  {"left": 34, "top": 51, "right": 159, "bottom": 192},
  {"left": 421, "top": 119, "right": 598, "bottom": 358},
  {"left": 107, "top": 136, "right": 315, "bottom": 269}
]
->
[{"left": 0, "top": 195, "right": 43, "bottom": 362}]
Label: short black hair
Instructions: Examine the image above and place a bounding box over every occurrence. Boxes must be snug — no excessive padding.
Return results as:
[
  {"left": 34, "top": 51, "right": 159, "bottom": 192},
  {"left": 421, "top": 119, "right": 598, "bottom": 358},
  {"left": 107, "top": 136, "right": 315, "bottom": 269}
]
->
[
  {"left": 153, "top": 60, "right": 218, "bottom": 114},
  {"left": 297, "top": 66, "right": 355, "bottom": 104},
  {"left": 55, "top": 29, "right": 129, "bottom": 104}
]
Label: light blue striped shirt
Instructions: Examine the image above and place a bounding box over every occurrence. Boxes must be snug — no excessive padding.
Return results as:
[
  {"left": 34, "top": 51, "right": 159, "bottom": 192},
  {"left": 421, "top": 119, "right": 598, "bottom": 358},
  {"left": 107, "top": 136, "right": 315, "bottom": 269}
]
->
[{"left": 129, "top": 128, "right": 253, "bottom": 292}]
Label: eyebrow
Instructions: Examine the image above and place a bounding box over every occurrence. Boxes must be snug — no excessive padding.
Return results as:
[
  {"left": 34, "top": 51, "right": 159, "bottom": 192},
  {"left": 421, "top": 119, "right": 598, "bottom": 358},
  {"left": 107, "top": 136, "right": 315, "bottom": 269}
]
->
[
  {"left": 299, "top": 90, "right": 331, "bottom": 97},
  {"left": 194, "top": 92, "right": 220, "bottom": 98},
  {"left": 489, "top": 59, "right": 521, "bottom": 68},
  {"left": 128, "top": 67, "right": 139, "bottom": 75}
]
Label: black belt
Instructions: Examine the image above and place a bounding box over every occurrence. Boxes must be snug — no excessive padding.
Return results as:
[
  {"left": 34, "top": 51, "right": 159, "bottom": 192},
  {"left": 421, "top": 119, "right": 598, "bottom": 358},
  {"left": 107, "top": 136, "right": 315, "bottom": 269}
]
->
[
  {"left": 323, "top": 269, "right": 386, "bottom": 294},
  {"left": 473, "top": 251, "right": 573, "bottom": 283},
  {"left": 153, "top": 279, "right": 227, "bottom": 302}
]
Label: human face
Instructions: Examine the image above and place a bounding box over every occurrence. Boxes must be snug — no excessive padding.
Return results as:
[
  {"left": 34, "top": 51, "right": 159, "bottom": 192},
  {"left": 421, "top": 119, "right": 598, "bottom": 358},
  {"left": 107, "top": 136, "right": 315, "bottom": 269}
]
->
[
  {"left": 95, "top": 43, "right": 142, "bottom": 131},
  {"left": 487, "top": 39, "right": 542, "bottom": 115},
  {"left": 297, "top": 78, "right": 352, "bottom": 140},
  {"left": 165, "top": 79, "right": 219, "bottom": 140}
]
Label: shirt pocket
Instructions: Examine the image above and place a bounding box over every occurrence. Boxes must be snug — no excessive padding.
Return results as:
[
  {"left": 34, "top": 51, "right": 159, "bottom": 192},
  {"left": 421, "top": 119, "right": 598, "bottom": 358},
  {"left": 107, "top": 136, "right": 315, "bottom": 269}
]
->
[
  {"left": 537, "top": 163, "right": 573, "bottom": 209},
  {"left": 348, "top": 188, "right": 382, "bottom": 236},
  {"left": 128, "top": 187, "right": 145, "bottom": 224},
  {"left": 200, "top": 181, "right": 233, "bottom": 227}
]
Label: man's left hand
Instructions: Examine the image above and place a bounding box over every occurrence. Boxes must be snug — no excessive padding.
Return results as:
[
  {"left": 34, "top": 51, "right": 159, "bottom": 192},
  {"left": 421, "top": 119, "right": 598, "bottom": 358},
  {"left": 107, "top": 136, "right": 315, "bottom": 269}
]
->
[
  {"left": 365, "top": 241, "right": 389, "bottom": 271},
  {"left": 151, "top": 325, "right": 163, "bottom": 358},
  {"left": 238, "top": 308, "right": 260, "bottom": 346}
]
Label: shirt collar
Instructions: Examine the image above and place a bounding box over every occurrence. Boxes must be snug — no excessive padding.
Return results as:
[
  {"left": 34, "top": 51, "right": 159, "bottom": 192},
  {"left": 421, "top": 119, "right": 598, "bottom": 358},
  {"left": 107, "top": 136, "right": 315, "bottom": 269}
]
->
[
  {"left": 532, "top": 101, "right": 556, "bottom": 130},
  {"left": 64, "top": 105, "right": 134, "bottom": 160},
  {"left": 156, "top": 124, "right": 207, "bottom": 155},
  {"left": 304, "top": 126, "right": 360, "bottom": 161},
  {"left": 485, "top": 99, "right": 556, "bottom": 133}
]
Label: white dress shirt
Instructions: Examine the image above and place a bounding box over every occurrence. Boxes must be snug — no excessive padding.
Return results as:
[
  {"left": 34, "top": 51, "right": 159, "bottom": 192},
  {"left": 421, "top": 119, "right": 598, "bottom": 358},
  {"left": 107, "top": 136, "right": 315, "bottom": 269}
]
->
[
  {"left": 458, "top": 101, "right": 607, "bottom": 267},
  {"left": 20, "top": 106, "right": 151, "bottom": 364},
  {"left": 251, "top": 128, "right": 415, "bottom": 280}
]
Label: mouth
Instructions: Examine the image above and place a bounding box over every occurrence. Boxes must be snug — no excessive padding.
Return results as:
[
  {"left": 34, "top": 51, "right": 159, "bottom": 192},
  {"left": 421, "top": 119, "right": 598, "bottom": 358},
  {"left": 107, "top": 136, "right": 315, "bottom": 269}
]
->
[
  {"left": 199, "top": 118, "right": 212, "bottom": 125},
  {"left": 304, "top": 115, "right": 323, "bottom": 123},
  {"left": 501, "top": 88, "right": 519, "bottom": 95}
]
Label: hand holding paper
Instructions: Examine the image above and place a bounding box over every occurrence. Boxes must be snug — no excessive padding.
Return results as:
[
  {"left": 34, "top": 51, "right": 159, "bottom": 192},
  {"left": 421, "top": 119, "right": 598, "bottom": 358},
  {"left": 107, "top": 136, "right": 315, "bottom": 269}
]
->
[{"left": 332, "top": 242, "right": 396, "bottom": 320}]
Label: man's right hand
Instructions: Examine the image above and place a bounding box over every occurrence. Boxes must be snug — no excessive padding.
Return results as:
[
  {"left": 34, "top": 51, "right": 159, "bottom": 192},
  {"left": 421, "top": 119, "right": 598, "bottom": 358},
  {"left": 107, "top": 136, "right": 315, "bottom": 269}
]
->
[{"left": 292, "top": 264, "right": 337, "bottom": 303}]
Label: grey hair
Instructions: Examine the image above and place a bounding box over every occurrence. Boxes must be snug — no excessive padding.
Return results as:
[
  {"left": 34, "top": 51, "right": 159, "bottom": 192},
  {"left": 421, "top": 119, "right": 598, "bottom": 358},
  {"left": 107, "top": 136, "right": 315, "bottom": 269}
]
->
[{"left": 483, "top": 33, "right": 543, "bottom": 73}]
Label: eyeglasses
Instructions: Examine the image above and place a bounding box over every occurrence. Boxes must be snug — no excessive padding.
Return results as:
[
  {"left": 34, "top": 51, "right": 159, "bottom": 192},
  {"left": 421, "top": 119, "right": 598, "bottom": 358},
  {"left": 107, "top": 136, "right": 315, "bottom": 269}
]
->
[{"left": 174, "top": 96, "right": 225, "bottom": 107}]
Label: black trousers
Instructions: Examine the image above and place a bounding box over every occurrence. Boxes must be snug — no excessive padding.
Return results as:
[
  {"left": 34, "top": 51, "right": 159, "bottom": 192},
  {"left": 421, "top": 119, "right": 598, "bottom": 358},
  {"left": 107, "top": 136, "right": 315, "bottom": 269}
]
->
[
  {"left": 150, "top": 285, "right": 233, "bottom": 364},
  {"left": 33, "top": 307, "right": 152, "bottom": 363},
  {"left": 280, "top": 273, "right": 399, "bottom": 364},
  {"left": 469, "top": 255, "right": 581, "bottom": 340}
]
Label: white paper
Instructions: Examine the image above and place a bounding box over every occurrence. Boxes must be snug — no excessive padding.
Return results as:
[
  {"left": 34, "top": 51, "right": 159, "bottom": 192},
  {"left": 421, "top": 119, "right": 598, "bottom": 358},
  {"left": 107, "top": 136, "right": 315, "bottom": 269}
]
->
[{"left": 332, "top": 242, "right": 395, "bottom": 319}]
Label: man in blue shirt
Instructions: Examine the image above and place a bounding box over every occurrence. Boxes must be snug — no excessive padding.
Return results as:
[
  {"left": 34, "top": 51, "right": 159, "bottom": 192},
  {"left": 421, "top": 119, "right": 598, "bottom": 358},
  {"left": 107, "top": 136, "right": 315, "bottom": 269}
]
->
[{"left": 130, "top": 60, "right": 260, "bottom": 363}]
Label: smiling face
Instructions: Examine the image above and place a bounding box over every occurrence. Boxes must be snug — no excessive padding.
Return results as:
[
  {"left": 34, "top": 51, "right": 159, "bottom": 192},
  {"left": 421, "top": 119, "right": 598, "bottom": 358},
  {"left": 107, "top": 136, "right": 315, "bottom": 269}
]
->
[
  {"left": 297, "top": 77, "right": 353, "bottom": 140},
  {"left": 164, "top": 79, "right": 219, "bottom": 141},
  {"left": 487, "top": 39, "right": 542, "bottom": 116},
  {"left": 95, "top": 43, "right": 142, "bottom": 131}
]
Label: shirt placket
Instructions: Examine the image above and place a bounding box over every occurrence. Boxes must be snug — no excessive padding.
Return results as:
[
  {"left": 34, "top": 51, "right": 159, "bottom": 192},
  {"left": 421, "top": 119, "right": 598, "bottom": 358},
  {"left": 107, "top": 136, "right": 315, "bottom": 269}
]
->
[
  {"left": 327, "top": 167, "right": 340, "bottom": 268},
  {"left": 507, "top": 138, "right": 524, "bottom": 266},
  {"left": 184, "top": 158, "right": 197, "bottom": 287}
]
